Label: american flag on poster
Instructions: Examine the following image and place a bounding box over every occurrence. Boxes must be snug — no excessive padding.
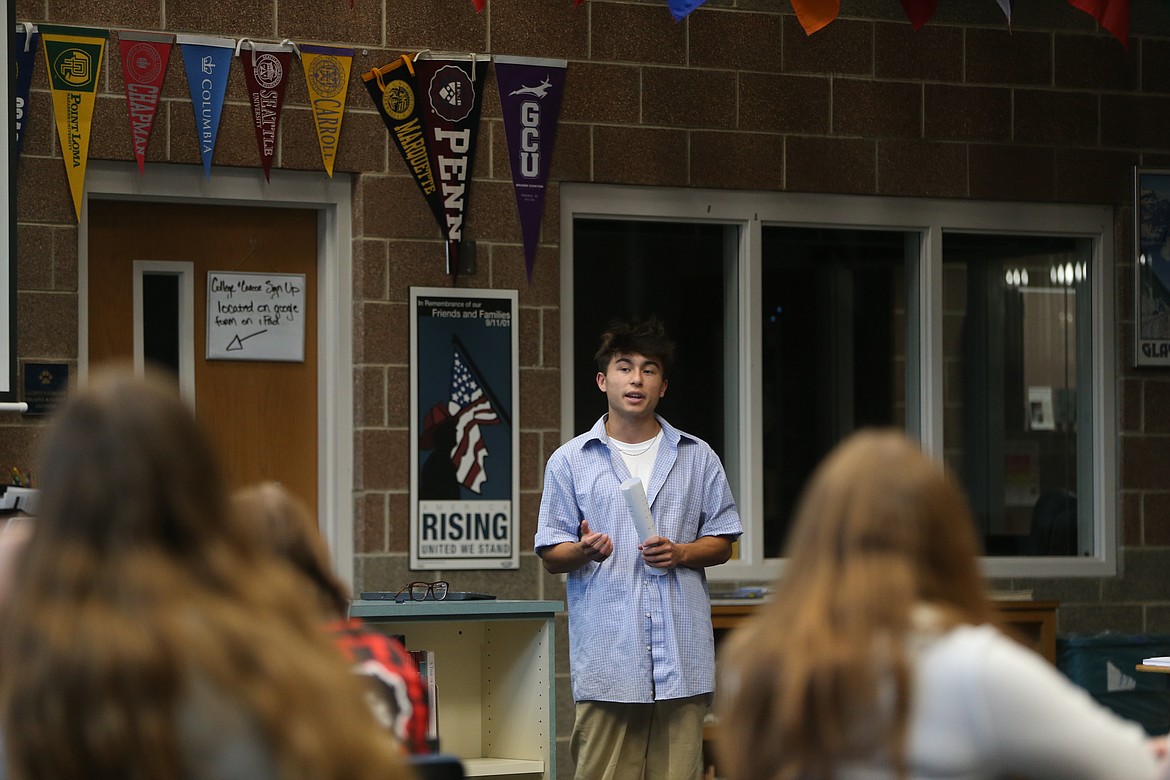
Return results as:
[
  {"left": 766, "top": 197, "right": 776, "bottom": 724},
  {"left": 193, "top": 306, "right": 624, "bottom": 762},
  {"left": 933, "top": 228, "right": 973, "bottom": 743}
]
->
[{"left": 448, "top": 347, "right": 500, "bottom": 493}]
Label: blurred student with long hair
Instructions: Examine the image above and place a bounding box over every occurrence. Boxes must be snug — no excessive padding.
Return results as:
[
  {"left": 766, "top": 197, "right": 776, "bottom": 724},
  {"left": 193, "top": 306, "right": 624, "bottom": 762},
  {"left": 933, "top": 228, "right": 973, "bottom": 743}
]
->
[
  {"left": 717, "top": 429, "right": 1169, "bottom": 780},
  {"left": 232, "top": 481, "right": 430, "bottom": 754},
  {"left": 0, "top": 367, "right": 412, "bottom": 780}
]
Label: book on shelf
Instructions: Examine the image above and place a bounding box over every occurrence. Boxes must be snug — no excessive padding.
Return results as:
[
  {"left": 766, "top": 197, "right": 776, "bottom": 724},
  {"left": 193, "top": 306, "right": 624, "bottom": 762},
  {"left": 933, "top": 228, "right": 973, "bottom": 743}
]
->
[
  {"left": 1142, "top": 656, "right": 1170, "bottom": 667},
  {"left": 410, "top": 648, "right": 440, "bottom": 751}
]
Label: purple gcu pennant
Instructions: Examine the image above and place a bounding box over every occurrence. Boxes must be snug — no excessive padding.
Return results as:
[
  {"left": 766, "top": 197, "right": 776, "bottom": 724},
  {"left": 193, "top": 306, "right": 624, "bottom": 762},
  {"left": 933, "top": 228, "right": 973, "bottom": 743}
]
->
[
  {"left": 413, "top": 53, "right": 490, "bottom": 277},
  {"left": 494, "top": 56, "right": 566, "bottom": 283},
  {"left": 13, "top": 23, "right": 39, "bottom": 162},
  {"left": 362, "top": 55, "right": 448, "bottom": 243},
  {"left": 237, "top": 40, "right": 295, "bottom": 182}
]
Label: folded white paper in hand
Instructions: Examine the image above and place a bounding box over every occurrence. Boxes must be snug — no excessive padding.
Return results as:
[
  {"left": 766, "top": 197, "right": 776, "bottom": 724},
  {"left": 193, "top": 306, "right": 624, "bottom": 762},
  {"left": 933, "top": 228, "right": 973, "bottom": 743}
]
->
[{"left": 621, "top": 477, "right": 667, "bottom": 576}]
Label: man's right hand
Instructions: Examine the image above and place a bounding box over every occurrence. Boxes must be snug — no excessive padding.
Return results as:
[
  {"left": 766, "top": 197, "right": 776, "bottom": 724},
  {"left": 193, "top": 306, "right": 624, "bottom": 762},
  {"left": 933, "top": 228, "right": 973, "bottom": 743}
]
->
[
  {"left": 537, "top": 520, "right": 613, "bottom": 574},
  {"left": 579, "top": 519, "right": 613, "bottom": 563}
]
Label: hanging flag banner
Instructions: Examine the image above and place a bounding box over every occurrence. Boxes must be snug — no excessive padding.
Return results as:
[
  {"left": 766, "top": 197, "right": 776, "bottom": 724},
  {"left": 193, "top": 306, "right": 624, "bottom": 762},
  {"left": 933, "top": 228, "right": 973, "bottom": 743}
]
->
[
  {"left": 413, "top": 52, "right": 490, "bottom": 276},
  {"left": 14, "top": 23, "right": 38, "bottom": 162},
  {"left": 667, "top": 0, "right": 707, "bottom": 21},
  {"left": 1067, "top": 0, "right": 1130, "bottom": 48},
  {"left": 361, "top": 55, "right": 447, "bottom": 241},
  {"left": 236, "top": 39, "right": 296, "bottom": 181},
  {"left": 900, "top": 0, "right": 938, "bottom": 30},
  {"left": 300, "top": 43, "right": 353, "bottom": 177},
  {"left": 177, "top": 34, "right": 234, "bottom": 177},
  {"left": 494, "top": 55, "right": 566, "bottom": 283},
  {"left": 790, "top": 0, "right": 839, "bottom": 34},
  {"left": 118, "top": 30, "right": 173, "bottom": 175},
  {"left": 40, "top": 24, "right": 107, "bottom": 222},
  {"left": 996, "top": 0, "right": 1015, "bottom": 26}
]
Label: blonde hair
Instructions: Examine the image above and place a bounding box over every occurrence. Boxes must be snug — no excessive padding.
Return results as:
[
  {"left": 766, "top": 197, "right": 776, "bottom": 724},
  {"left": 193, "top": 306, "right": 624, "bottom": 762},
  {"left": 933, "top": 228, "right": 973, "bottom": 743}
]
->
[
  {"left": 716, "top": 429, "right": 993, "bottom": 780},
  {"left": 0, "top": 368, "right": 411, "bottom": 780}
]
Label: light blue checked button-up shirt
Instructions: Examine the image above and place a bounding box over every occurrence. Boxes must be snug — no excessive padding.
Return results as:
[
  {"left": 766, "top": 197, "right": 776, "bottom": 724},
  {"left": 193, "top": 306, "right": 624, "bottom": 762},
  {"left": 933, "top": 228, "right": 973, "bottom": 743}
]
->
[{"left": 535, "top": 415, "right": 742, "bottom": 703}]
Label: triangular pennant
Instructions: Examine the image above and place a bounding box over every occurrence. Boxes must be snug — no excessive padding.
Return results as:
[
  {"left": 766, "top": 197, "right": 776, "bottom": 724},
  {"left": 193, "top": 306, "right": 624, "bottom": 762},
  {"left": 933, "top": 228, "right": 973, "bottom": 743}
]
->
[
  {"left": 996, "top": 0, "right": 1014, "bottom": 26},
  {"left": 236, "top": 39, "right": 296, "bottom": 182},
  {"left": 790, "top": 0, "right": 839, "bottom": 35},
  {"left": 1067, "top": 0, "right": 1130, "bottom": 48},
  {"left": 176, "top": 34, "right": 234, "bottom": 177},
  {"left": 39, "top": 24, "right": 107, "bottom": 221},
  {"left": 361, "top": 55, "right": 448, "bottom": 245},
  {"left": 900, "top": 0, "right": 938, "bottom": 30},
  {"left": 472, "top": 0, "right": 486, "bottom": 11},
  {"left": 300, "top": 43, "right": 354, "bottom": 178},
  {"left": 667, "top": 0, "right": 707, "bottom": 20},
  {"left": 13, "top": 23, "right": 39, "bottom": 163},
  {"left": 118, "top": 30, "right": 174, "bottom": 175},
  {"left": 494, "top": 55, "right": 567, "bottom": 283},
  {"left": 413, "top": 52, "right": 490, "bottom": 278}
]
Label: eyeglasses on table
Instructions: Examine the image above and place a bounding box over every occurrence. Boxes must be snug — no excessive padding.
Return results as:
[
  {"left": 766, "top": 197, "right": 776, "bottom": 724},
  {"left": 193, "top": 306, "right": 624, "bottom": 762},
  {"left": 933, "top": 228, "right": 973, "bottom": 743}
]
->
[{"left": 394, "top": 580, "right": 449, "bottom": 603}]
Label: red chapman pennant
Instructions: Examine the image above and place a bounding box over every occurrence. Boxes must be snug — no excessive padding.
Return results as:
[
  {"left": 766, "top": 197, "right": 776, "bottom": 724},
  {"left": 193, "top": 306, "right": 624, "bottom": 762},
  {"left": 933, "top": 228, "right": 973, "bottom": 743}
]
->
[
  {"left": 790, "top": 0, "right": 839, "bottom": 35},
  {"left": 1067, "top": 0, "right": 1130, "bottom": 48},
  {"left": 236, "top": 38, "right": 296, "bottom": 181},
  {"left": 900, "top": 0, "right": 938, "bottom": 30},
  {"left": 118, "top": 30, "right": 173, "bottom": 175}
]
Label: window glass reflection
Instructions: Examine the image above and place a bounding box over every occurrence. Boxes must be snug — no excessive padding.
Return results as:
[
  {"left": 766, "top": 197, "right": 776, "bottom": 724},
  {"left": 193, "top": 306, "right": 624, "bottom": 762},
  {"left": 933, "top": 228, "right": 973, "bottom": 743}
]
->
[{"left": 942, "top": 234, "right": 1090, "bottom": 557}]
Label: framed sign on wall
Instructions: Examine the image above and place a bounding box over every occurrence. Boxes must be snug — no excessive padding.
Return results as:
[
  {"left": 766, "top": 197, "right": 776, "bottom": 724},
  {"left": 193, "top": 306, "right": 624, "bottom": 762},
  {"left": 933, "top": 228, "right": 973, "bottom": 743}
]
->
[
  {"left": 1136, "top": 167, "right": 1170, "bottom": 367},
  {"left": 2, "top": 6, "right": 17, "bottom": 399},
  {"left": 409, "top": 287, "right": 519, "bottom": 570}
]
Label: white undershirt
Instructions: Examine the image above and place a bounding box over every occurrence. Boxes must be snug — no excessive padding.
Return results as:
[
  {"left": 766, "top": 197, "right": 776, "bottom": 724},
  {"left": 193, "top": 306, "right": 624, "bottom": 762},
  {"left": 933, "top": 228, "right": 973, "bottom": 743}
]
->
[{"left": 610, "top": 430, "right": 663, "bottom": 488}]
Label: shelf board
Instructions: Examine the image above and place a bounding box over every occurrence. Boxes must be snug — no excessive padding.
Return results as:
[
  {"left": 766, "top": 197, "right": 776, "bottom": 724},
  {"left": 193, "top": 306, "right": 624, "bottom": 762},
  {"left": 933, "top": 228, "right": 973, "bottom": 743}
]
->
[{"left": 461, "top": 757, "right": 545, "bottom": 776}]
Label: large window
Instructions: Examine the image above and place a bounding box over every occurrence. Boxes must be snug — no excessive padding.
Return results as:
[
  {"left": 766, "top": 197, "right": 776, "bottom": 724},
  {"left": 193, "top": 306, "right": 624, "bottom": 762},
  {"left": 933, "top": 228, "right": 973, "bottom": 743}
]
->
[{"left": 560, "top": 185, "right": 1116, "bottom": 579}]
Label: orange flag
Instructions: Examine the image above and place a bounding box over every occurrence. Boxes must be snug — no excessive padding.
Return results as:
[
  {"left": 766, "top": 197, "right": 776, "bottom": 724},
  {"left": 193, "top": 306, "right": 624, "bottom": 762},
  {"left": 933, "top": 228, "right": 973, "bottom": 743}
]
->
[
  {"left": 790, "top": 0, "right": 839, "bottom": 34},
  {"left": 1067, "top": 0, "right": 1130, "bottom": 48}
]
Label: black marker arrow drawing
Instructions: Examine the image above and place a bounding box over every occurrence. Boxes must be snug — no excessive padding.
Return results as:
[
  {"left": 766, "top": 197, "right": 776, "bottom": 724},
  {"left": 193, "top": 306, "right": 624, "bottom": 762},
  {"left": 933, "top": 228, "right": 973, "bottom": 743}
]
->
[{"left": 226, "top": 329, "right": 269, "bottom": 351}]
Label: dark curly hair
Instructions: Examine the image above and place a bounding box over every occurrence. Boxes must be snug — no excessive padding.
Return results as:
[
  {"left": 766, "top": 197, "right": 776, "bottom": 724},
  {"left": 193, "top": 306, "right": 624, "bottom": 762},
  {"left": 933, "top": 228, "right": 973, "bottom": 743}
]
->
[{"left": 594, "top": 317, "right": 676, "bottom": 378}]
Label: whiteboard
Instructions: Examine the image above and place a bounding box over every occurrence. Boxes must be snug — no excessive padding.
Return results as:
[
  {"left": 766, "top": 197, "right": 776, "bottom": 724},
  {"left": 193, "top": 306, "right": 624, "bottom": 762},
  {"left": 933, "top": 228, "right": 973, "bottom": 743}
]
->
[{"left": 205, "top": 271, "right": 306, "bottom": 362}]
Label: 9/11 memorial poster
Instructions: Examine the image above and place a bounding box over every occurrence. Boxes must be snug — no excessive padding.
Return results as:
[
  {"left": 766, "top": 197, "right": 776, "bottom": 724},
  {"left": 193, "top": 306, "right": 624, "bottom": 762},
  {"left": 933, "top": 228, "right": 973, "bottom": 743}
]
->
[{"left": 410, "top": 287, "right": 518, "bottom": 570}]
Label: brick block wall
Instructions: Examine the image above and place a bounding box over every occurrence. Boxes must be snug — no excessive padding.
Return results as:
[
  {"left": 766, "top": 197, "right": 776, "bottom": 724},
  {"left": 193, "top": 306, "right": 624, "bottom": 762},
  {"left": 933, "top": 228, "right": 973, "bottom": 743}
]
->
[{"left": 4, "top": 0, "right": 1170, "bottom": 765}]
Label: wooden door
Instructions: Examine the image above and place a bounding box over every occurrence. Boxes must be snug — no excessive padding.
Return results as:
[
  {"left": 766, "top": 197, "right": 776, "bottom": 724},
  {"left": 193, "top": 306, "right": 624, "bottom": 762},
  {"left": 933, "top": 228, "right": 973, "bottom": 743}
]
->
[{"left": 87, "top": 200, "right": 319, "bottom": 510}]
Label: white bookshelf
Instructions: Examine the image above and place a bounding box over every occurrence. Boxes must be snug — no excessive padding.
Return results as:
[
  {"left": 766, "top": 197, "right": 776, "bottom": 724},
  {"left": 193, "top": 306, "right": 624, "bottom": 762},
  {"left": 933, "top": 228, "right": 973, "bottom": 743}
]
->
[{"left": 351, "top": 599, "right": 563, "bottom": 780}]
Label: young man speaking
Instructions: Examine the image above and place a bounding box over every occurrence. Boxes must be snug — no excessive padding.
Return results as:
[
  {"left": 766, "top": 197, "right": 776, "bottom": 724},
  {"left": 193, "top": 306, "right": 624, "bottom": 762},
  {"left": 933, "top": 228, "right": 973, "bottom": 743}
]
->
[{"left": 535, "top": 318, "right": 742, "bottom": 780}]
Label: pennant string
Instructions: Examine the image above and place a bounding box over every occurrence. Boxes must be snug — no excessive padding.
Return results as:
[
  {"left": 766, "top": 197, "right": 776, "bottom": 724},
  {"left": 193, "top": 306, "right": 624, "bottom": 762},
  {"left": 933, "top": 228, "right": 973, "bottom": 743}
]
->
[
  {"left": 280, "top": 38, "right": 301, "bottom": 58},
  {"left": 20, "top": 22, "right": 34, "bottom": 51}
]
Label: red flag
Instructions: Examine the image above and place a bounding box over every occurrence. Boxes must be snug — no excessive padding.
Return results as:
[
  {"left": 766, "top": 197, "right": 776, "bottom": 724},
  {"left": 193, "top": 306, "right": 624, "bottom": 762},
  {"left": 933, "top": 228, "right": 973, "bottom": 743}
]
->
[
  {"left": 118, "top": 31, "right": 173, "bottom": 175},
  {"left": 236, "top": 39, "right": 296, "bottom": 182},
  {"left": 472, "top": 0, "right": 485, "bottom": 10},
  {"left": 790, "top": 0, "right": 839, "bottom": 34},
  {"left": 900, "top": 0, "right": 938, "bottom": 30},
  {"left": 1067, "top": 0, "right": 1130, "bottom": 48}
]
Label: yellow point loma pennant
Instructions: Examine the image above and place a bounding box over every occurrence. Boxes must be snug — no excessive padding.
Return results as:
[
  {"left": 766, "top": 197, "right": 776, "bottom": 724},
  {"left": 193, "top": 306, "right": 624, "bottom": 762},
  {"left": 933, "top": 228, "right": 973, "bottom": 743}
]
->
[
  {"left": 40, "top": 25, "right": 107, "bottom": 221},
  {"left": 300, "top": 44, "right": 353, "bottom": 178}
]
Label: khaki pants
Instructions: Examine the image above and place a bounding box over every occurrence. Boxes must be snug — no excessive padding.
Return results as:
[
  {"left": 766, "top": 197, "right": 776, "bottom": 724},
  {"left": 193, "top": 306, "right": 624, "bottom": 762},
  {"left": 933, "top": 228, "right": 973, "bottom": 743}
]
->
[{"left": 570, "top": 695, "right": 709, "bottom": 780}]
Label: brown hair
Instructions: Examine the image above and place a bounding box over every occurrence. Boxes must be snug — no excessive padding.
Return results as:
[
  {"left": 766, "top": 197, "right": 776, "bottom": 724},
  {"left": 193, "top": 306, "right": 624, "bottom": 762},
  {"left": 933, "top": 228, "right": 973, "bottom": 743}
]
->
[
  {"left": 716, "top": 429, "right": 993, "bottom": 780},
  {"left": 231, "top": 481, "right": 351, "bottom": 618},
  {"left": 0, "top": 367, "right": 411, "bottom": 780},
  {"left": 594, "top": 317, "right": 676, "bottom": 377}
]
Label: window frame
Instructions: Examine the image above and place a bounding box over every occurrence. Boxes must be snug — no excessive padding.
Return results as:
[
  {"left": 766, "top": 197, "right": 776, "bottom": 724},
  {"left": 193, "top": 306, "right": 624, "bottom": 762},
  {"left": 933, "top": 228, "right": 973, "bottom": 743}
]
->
[{"left": 559, "top": 183, "right": 1116, "bottom": 581}]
